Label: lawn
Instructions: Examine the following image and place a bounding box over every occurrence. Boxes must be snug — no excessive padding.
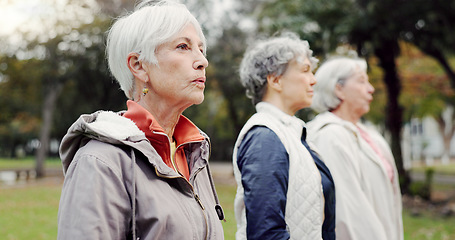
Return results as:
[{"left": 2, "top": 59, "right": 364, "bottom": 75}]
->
[
  {"left": 412, "top": 162, "right": 455, "bottom": 176},
  {"left": 1, "top": 159, "right": 455, "bottom": 239},
  {"left": 0, "top": 157, "right": 62, "bottom": 169},
  {"left": 1, "top": 181, "right": 455, "bottom": 239},
  {"left": 403, "top": 209, "right": 455, "bottom": 240},
  {"left": 0, "top": 180, "right": 62, "bottom": 240}
]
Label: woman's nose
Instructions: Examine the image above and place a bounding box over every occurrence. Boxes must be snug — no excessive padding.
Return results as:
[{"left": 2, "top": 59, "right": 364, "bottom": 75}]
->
[
  {"left": 369, "top": 82, "right": 375, "bottom": 93},
  {"left": 310, "top": 72, "right": 317, "bottom": 86},
  {"left": 194, "top": 51, "right": 208, "bottom": 70}
]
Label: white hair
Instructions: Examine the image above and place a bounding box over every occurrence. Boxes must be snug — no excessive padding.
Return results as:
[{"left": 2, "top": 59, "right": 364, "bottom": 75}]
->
[
  {"left": 106, "top": 0, "right": 206, "bottom": 99},
  {"left": 239, "top": 32, "right": 318, "bottom": 105},
  {"left": 311, "top": 56, "right": 367, "bottom": 113}
]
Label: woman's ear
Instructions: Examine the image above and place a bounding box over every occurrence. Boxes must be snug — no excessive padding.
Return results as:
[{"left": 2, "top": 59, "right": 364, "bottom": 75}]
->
[
  {"left": 334, "top": 83, "right": 345, "bottom": 101},
  {"left": 127, "top": 52, "right": 148, "bottom": 84},
  {"left": 266, "top": 74, "right": 282, "bottom": 92}
]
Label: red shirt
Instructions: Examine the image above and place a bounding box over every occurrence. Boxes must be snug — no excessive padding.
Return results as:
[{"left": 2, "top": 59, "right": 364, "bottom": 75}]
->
[{"left": 123, "top": 100, "right": 204, "bottom": 180}]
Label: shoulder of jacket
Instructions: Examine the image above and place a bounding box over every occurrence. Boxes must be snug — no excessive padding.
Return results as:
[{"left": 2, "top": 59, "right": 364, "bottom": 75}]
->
[
  {"left": 314, "top": 122, "right": 355, "bottom": 138},
  {"left": 68, "top": 139, "right": 133, "bottom": 178}
]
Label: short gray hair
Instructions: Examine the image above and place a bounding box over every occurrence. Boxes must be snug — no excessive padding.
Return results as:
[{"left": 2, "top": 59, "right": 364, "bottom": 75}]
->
[
  {"left": 311, "top": 56, "right": 367, "bottom": 113},
  {"left": 106, "top": 0, "right": 206, "bottom": 99},
  {"left": 239, "top": 32, "right": 318, "bottom": 105}
]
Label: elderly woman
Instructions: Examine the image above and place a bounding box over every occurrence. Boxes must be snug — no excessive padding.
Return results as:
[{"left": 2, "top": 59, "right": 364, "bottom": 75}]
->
[
  {"left": 232, "top": 32, "right": 336, "bottom": 240},
  {"left": 307, "top": 57, "right": 403, "bottom": 240},
  {"left": 57, "top": 1, "right": 224, "bottom": 239}
]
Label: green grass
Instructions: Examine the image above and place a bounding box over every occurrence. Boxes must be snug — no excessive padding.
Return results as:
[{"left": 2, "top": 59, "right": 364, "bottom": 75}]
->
[
  {"left": 2, "top": 158, "right": 455, "bottom": 239},
  {"left": 411, "top": 162, "right": 455, "bottom": 176},
  {"left": 0, "top": 157, "right": 62, "bottom": 169},
  {"left": 1, "top": 182, "right": 455, "bottom": 239},
  {"left": 403, "top": 208, "right": 455, "bottom": 240},
  {"left": 217, "top": 184, "right": 237, "bottom": 239},
  {"left": 0, "top": 182, "right": 61, "bottom": 240}
]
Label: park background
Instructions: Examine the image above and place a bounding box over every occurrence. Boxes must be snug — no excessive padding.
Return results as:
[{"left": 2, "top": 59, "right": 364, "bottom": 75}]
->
[{"left": 1, "top": 0, "right": 455, "bottom": 239}]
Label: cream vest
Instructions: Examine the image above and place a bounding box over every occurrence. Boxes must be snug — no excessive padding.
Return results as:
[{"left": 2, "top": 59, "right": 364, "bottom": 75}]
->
[{"left": 233, "top": 102, "right": 324, "bottom": 240}]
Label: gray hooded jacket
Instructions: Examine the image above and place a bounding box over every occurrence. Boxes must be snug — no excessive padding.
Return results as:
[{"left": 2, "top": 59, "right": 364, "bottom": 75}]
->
[{"left": 57, "top": 110, "right": 224, "bottom": 240}]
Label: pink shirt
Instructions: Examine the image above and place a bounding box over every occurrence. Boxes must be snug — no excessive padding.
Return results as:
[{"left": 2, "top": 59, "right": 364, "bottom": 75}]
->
[{"left": 357, "top": 126, "right": 394, "bottom": 183}]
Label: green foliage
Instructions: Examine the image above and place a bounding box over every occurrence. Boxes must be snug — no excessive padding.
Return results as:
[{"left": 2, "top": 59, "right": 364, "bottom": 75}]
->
[
  {"left": 258, "top": 0, "right": 359, "bottom": 56},
  {"left": 0, "top": 16, "right": 126, "bottom": 157},
  {"left": 409, "top": 168, "right": 434, "bottom": 201},
  {"left": 397, "top": 43, "right": 454, "bottom": 121},
  {"left": 0, "top": 56, "right": 43, "bottom": 157},
  {"left": 51, "top": 17, "right": 127, "bottom": 138},
  {"left": 409, "top": 181, "right": 431, "bottom": 201}
]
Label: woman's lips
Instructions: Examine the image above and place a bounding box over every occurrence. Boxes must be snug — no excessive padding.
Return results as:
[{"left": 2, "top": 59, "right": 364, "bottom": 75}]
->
[{"left": 193, "top": 77, "right": 206, "bottom": 87}]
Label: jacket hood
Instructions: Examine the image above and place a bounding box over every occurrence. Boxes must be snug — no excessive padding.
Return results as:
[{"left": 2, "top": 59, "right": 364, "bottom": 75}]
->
[
  {"left": 307, "top": 111, "right": 358, "bottom": 136},
  {"left": 59, "top": 110, "right": 151, "bottom": 173}
]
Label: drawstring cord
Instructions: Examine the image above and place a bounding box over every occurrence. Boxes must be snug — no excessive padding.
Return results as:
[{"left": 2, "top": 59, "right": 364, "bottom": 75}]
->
[
  {"left": 205, "top": 163, "right": 226, "bottom": 222},
  {"left": 130, "top": 149, "right": 138, "bottom": 240}
]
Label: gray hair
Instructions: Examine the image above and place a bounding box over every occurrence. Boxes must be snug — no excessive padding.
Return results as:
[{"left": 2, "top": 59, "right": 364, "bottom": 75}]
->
[
  {"left": 311, "top": 56, "right": 367, "bottom": 113},
  {"left": 106, "top": 0, "right": 206, "bottom": 99},
  {"left": 239, "top": 32, "right": 318, "bottom": 105}
]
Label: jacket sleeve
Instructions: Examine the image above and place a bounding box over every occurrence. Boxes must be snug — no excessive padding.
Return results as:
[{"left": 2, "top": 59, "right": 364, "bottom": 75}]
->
[
  {"left": 57, "top": 149, "right": 131, "bottom": 240},
  {"left": 310, "top": 125, "right": 388, "bottom": 240},
  {"left": 237, "top": 126, "right": 290, "bottom": 240}
]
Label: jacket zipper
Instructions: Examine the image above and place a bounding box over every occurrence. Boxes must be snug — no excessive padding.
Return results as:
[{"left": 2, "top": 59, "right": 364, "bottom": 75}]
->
[
  {"left": 153, "top": 131, "right": 209, "bottom": 240},
  {"left": 174, "top": 139, "right": 209, "bottom": 240},
  {"left": 153, "top": 166, "right": 209, "bottom": 240}
]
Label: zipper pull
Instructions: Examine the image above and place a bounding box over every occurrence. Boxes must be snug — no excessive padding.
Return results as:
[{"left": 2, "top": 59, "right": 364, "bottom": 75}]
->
[{"left": 194, "top": 194, "right": 205, "bottom": 210}]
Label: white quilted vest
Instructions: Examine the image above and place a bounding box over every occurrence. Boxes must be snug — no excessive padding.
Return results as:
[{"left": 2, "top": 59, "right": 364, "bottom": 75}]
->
[{"left": 233, "top": 102, "right": 324, "bottom": 240}]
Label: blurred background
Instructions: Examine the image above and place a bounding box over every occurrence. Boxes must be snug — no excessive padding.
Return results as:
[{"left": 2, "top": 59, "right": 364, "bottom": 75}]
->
[{"left": 1, "top": 0, "right": 455, "bottom": 239}]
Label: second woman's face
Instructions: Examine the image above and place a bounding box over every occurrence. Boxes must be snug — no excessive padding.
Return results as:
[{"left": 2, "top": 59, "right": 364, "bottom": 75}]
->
[
  {"left": 144, "top": 23, "right": 208, "bottom": 110},
  {"left": 279, "top": 57, "right": 317, "bottom": 115},
  {"left": 337, "top": 66, "right": 375, "bottom": 117}
]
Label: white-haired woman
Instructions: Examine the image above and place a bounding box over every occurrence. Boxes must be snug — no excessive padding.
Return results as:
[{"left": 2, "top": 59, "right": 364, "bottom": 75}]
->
[
  {"left": 307, "top": 57, "right": 403, "bottom": 240},
  {"left": 57, "top": 1, "right": 225, "bottom": 239},
  {"left": 233, "top": 32, "right": 336, "bottom": 240}
]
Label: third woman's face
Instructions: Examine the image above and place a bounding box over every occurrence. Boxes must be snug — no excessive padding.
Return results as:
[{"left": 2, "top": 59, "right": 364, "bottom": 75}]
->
[
  {"left": 338, "top": 66, "right": 375, "bottom": 117},
  {"left": 280, "top": 57, "right": 317, "bottom": 115},
  {"left": 144, "top": 23, "right": 208, "bottom": 111}
]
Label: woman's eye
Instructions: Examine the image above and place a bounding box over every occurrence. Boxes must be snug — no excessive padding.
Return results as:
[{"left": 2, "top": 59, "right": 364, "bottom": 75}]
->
[
  {"left": 300, "top": 64, "right": 311, "bottom": 72},
  {"left": 177, "top": 43, "right": 189, "bottom": 50},
  {"left": 359, "top": 78, "right": 367, "bottom": 84}
]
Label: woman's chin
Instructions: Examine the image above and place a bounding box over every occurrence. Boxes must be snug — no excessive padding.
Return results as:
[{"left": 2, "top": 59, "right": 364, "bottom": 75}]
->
[{"left": 193, "top": 95, "right": 205, "bottom": 105}]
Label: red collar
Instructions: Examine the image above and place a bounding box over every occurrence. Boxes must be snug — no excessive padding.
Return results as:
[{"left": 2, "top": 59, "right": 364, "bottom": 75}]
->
[
  {"left": 123, "top": 100, "right": 204, "bottom": 144},
  {"left": 122, "top": 100, "right": 204, "bottom": 180}
]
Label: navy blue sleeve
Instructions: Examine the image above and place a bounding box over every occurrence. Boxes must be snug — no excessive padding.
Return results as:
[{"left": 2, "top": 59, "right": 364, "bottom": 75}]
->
[{"left": 237, "top": 126, "right": 290, "bottom": 240}]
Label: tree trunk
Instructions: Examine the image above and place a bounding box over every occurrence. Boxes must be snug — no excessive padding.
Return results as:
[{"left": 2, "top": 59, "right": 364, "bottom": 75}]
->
[
  {"left": 35, "top": 83, "right": 63, "bottom": 178},
  {"left": 435, "top": 107, "right": 455, "bottom": 165},
  {"left": 374, "top": 40, "right": 411, "bottom": 194}
]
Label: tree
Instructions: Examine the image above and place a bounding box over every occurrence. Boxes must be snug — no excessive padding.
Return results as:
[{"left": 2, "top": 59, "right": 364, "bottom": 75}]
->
[
  {"left": 398, "top": 43, "right": 455, "bottom": 164},
  {"left": 401, "top": 0, "right": 455, "bottom": 89},
  {"left": 0, "top": 4, "right": 126, "bottom": 176},
  {"left": 0, "top": 56, "right": 42, "bottom": 157},
  {"left": 32, "top": 16, "right": 129, "bottom": 177},
  {"left": 182, "top": 13, "right": 255, "bottom": 160}
]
